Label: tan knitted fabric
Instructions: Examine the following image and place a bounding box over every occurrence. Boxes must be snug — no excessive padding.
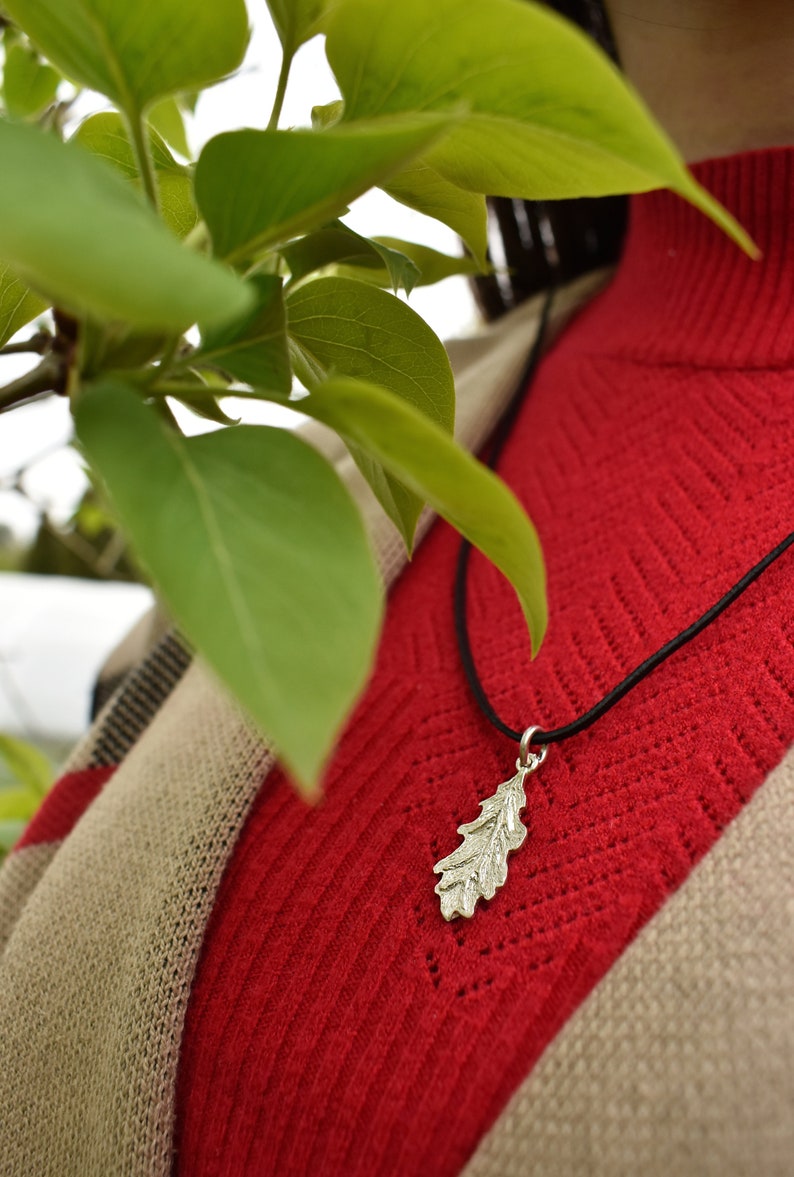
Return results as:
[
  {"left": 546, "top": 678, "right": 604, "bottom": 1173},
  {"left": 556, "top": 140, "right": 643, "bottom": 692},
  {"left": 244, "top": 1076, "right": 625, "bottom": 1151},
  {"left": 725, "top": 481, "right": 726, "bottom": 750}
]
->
[
  {"left": 463, "top": 744, "right": 794, "bottom": 1177},
  {"left": 0, "top": 663, "right": 272, "bottom": 1175},
  {"left": 0, "top": 275, "right": 609, "bottom": 1177},
  {"left": 0, "top": 842, "right": 57, "bottom": 945}
]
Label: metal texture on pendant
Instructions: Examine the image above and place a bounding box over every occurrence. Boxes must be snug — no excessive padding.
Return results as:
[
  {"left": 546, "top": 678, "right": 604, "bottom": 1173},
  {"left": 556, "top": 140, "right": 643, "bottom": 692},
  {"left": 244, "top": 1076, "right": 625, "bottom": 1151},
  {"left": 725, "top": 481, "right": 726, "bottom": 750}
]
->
[{"left": 433, "top": 727, "right": 548, "bottom": 921}]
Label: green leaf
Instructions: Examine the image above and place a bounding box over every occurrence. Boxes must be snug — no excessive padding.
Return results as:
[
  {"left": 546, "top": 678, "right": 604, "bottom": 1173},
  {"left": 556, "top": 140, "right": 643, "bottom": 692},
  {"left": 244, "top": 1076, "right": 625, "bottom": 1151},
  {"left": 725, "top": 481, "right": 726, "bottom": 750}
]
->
[
  {"left": 282, "top": 220, "right": 419, "bottom": 294},
  {"left": 2, "top": 42, "right": 59, "bottom": 118},
  {"left": 156, "top": 171, "right": 199, "bottom": 238},
  {"left": 311, "top": 100, "right": 343, "bottom": 130},
  {"left": 340, "top": 237, "right": 482, "bottom": 289},
  {"left": 75, "top": 380, "right": 383, "bottom": 791},
  {"left": 72, "top": 111, "right": 174, "bottom": 179},
  {"left": 282, "top": 222, "right": 383, "bottom": 285},
  {"left": 196, "top": 274, "right": 291, "bottom": 392},
  {"left": 266, "top": 0, "right": 328, "bottom": 54},
  {"left": 287, "top": 275, "right": 454, "bottom": 548},
  {"left": 327, "top": 0, "right": 757, "bottom": 256},
  {"left": 382, "top": 163, "right": 489, "bottom": 269},
  {"left": 148, "top": 95, "right": 190, "bottom": 158},
  {"left": 304, "top": 376, "right": 547, "bottom": 651},
  {"left": 157, "top": 371, "right": 241, "bottom": 424},
  {"left": 0, "top": 733, "right": 52, "bottom": 796},
  {"left": 286, "top": 277, "right": 454, "bottom": 422},
  {"left": 368, "top": 238, "right": 421, "bottom": 295},
  {"left": 0, "top": 261, "right": 47, "bottom": 348},
  {"left": 167, "top": 383, "right": 240, "bottom": 426},
  {"left": 72, "top": 111, "right": 197, "bottom": 238},
  {"left": 0, "top": 119, "right": 251, "bottom": 331},
  {"left": 195, "top": 118, "right": 453, "bottom": 263},
  {"left": 3, "top": 0, "right": 249, "bottom": 119}
]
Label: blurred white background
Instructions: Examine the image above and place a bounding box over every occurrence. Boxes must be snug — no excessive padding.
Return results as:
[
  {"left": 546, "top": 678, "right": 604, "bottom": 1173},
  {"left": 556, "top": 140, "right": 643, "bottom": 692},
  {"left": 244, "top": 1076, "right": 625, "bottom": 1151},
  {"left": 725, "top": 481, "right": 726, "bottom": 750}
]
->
[{"left": 0, "top": 4, "right": 481, "bottom": 748}]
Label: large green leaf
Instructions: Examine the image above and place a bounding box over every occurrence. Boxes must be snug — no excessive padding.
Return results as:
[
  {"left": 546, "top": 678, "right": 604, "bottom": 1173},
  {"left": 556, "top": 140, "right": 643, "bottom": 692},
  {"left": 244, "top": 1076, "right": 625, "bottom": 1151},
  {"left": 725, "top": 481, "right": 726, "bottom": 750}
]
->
[
  {"left": 2, "top": 42, "right": 59, "bottom": 118},
  {"left": 0, "top": 261, "right": 46, "bottom": 348},
  {"left": 3, "top": 0, "right": 249, "bottom": 118},
  {"left": 72, "top": 111, "right": 197, "bottom": 238},
  {"left": 197, "top": 274, "right": 291, "bottom": 391},
  {"left": 75, "top": 381, "right": 383, "bottom": 790},
  {"left": 287, "top": 276, "right": 454, "bottom": 548},
  {"left": 312, "top": 105, "right": 489, "bottom": 267},
  {"left": 382, "top": 163, "right": 489, "bottom": 268},
  {"left": 195, "top": 118, "right": 452, "bottom": 263},
  {"left": 327, "top": 0, "right": 756, "bottom": 255},
  {"left": 266, "top": 0, "right": 327, "bottom": 54},
  {"left": 302, "top": 376, "right": 547, "bottom": 651},
  {"left": 0, "top": 119, "right": 250, "bottom": 330}
]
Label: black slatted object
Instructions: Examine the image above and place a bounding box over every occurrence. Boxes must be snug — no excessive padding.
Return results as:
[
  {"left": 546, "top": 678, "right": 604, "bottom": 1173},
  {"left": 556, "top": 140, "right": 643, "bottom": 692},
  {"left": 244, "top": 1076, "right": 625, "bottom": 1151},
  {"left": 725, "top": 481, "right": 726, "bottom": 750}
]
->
[{"left": 471, "top": 0, "right": 628, "bottom": 321}]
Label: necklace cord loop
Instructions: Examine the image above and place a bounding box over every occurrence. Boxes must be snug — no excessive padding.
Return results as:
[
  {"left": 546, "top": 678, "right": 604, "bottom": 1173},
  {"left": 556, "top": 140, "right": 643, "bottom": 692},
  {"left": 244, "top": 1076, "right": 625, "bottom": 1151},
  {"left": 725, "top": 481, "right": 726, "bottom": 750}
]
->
[{"left": 454, "top": 286, "right": 794, "bottom": 749}]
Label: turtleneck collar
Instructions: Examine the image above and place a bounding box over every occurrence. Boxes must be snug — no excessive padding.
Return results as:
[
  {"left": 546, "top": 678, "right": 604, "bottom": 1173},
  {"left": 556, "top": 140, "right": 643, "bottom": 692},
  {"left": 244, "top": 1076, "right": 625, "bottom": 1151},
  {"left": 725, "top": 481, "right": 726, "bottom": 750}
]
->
[{"left": 569, "top": 144, "right": 794, "bottom": 370}]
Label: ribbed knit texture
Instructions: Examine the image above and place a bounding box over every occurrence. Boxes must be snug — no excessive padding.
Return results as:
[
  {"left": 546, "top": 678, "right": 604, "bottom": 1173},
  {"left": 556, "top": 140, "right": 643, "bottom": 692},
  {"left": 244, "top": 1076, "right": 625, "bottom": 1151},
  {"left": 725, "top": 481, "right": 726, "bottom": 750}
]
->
[{"left": 174, "top": 147, "right": 794, "bottom": 1176}]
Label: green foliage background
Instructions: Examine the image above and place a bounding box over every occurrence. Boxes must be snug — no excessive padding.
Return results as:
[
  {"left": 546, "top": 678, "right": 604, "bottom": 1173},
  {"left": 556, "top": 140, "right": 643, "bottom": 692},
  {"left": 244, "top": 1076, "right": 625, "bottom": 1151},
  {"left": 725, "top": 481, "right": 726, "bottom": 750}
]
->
[{"left": 0, "top": 0, "right": 755, "bottom": 799}]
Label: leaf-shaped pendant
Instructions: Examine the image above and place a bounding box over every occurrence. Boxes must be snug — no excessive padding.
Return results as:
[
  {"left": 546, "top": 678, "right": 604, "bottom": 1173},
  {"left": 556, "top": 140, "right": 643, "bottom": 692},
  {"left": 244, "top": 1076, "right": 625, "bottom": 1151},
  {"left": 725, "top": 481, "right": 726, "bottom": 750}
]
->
[{"left": 433, "top": 727, "right": 548, "bottom": 921}]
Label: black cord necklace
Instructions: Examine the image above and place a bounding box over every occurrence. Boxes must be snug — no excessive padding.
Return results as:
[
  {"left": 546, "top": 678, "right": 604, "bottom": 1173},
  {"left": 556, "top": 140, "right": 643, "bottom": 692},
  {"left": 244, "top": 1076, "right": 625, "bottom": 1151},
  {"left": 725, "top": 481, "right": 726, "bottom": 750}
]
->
[{"left": 434, "top": 285, "right": 794, "bottom": 921}]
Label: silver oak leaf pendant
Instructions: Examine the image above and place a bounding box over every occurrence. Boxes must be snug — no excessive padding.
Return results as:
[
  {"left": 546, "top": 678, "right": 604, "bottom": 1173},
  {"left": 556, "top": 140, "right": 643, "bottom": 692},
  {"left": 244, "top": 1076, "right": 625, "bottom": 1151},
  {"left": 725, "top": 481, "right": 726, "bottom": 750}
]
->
[{"left": 433, "top": 728, "right": 548, "bottom": 921}]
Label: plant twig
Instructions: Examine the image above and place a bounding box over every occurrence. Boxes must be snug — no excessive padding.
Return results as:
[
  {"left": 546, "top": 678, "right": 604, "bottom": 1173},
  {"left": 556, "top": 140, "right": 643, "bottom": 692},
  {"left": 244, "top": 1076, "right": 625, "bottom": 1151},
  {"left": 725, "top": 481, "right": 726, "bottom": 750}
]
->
[
  {"left": 95, "top": 530, "right": 127, "bottom": 578},
  {"left": 41, "top": 516, "right": 107, "bottom": 573},
  {"left": 0, "top": 356, "right": 64, "bottom": 413},
  {"left": 127, "top": 111, "right": 159, "bottom": 210},
  {"left": 155, "top": 336, "right": 183, "bottom": 380},
  {"left": 0, "top": 330, "right": 51, "bottom": 357},
  {"left": 268, "top": 47, "right": 294, "bottom": 131}
]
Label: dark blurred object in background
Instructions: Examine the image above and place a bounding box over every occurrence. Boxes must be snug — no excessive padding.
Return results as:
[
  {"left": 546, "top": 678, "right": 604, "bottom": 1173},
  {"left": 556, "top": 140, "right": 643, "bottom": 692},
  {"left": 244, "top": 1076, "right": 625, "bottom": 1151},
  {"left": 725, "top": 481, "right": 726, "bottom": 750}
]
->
[{"left": 473, "top": 0, "right": 629, "bottom": 320}]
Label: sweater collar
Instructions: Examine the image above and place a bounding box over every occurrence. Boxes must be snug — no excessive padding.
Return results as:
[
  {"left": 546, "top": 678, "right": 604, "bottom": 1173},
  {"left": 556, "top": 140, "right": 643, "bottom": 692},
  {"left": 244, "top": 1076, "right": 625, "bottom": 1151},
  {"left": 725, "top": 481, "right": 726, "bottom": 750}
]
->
[{"left": 576, "top": 144, "right": 794, "bottom": 369}]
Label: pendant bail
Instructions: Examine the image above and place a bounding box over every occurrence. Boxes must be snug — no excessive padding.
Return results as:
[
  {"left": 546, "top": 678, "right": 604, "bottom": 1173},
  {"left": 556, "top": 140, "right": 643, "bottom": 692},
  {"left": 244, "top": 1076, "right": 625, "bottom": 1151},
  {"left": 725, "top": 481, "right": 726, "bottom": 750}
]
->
[{"left": 518, "top": 724, "right": 548, "bottom": 771}]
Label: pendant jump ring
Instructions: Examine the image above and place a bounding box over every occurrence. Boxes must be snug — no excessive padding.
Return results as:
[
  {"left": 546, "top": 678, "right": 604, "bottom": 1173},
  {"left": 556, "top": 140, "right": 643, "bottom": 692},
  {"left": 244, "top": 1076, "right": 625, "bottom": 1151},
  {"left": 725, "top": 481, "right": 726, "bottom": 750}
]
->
[{"left": 519, "top": 725, "right": 549, "bottom": 769}]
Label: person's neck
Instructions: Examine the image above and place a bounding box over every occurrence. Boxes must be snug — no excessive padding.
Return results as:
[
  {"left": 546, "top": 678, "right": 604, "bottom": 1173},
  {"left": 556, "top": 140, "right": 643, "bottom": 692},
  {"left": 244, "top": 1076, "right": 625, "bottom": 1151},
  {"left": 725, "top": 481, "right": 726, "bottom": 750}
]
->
[{"left": 604, "top": 0, "right": 794, "bottom": 163}]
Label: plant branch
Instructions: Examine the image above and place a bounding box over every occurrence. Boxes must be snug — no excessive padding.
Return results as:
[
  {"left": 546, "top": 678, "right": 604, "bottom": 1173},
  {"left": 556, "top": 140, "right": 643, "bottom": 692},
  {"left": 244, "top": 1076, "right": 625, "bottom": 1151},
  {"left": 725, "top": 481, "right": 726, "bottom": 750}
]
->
[
  {"left": 268, "top": 47, "right": 294, "bottom": 131},
  {"left": 95, "top": 529, "right": 127, "bottom": 577},
  {"left": 155, "top": 335, "right": 183, "bottom": 379},
  {"left": 0, "top": 330, "right": 51, "bottom": 356},
  {"left": 127, "top": 111, "right": 159, "bottom": 210},
  {"left": 41, "top": 516, "right": 109, "bottom": 575},
  {"left": 0, "top": 356, "right": 64, "bottom": 413}
]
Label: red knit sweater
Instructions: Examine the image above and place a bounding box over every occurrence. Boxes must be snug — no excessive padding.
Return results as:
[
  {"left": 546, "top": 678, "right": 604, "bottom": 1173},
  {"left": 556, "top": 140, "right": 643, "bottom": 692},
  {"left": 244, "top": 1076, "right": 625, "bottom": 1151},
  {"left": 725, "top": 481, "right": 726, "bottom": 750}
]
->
[
  {"left": 169, "top": 146, "right": 794, "bottom": 1175},
  {"left": 175, "top": 148, "right": 791, "bottom": 1173}
]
